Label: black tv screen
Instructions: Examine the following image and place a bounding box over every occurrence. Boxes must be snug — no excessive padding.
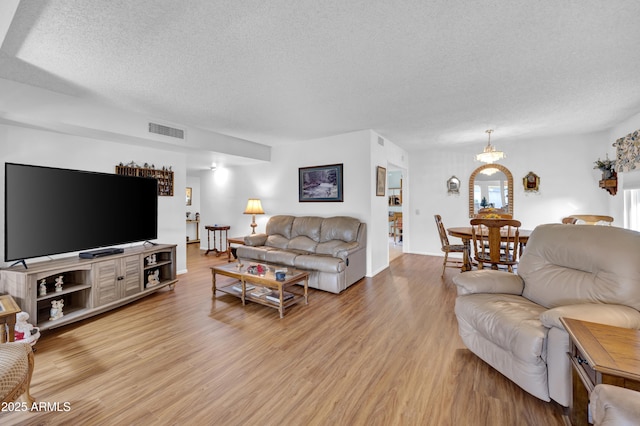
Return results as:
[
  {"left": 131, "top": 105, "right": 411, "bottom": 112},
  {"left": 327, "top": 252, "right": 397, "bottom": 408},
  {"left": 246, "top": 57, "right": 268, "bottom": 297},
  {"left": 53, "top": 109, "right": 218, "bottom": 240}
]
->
[{"left": 4, "top": 163, "right": 158, "bottom": 262}]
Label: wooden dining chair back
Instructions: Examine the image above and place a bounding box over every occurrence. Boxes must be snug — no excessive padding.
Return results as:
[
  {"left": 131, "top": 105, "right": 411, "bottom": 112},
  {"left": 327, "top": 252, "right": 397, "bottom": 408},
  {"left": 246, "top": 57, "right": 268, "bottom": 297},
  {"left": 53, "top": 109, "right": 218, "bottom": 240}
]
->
[
  {"left": 434, "top": 214, "right": 467, "bottom": 276},
  {"left": 391, "top": 212, "right": 403, "bottom": 245},
  {"left": 562, "top": 215, "right": 613, "bottom": 225},
  {"left": 470, "top": 218, "right": 522, "bottom": 273}
]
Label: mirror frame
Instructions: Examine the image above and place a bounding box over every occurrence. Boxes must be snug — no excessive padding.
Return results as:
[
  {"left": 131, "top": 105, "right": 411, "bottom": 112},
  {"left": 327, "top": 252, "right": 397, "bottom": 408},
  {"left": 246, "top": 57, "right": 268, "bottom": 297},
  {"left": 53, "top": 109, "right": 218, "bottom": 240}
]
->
[
  {"left": 447, "top": 175, "right": 460, "bottom": 195},
  {"left": 468, "top": 164, "right": 514, "bottom": 218}
]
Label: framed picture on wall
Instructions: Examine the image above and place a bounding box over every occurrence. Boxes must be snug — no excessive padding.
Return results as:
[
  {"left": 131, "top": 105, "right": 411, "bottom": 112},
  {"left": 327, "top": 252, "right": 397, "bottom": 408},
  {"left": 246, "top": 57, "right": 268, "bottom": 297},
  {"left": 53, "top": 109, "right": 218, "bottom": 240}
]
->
[
  {"left": 299, "top": 163, "right": 344, "bottom": 202},
  {"left": 186, "top": 187, "right": 192, "bottom": 206},
  {"left": 376, "top": 166, "right": 386, "bottom": 196}
]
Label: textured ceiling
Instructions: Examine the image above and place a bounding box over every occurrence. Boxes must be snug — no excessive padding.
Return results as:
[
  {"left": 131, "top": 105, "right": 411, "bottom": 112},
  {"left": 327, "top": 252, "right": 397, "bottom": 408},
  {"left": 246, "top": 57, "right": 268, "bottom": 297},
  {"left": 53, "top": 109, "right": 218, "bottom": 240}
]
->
[{"left": 2, "top": 0, "right": 640, "bottom": 160}]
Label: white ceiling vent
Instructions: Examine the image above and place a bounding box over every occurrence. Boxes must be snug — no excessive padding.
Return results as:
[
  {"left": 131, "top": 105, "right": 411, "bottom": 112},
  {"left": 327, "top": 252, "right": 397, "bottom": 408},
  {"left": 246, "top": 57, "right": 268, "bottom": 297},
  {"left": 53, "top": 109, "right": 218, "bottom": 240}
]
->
[
  {"left": 378, "top": 136, "right": 384, "bottom": 146},
  {"left": 148, "top": 122, "right": 185, "bottom": 139}
]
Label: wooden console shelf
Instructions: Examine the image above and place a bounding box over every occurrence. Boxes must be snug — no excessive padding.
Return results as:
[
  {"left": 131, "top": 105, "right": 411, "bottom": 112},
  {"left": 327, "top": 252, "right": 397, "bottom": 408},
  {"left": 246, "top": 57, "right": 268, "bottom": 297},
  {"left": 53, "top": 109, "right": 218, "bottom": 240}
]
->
[
  {"left": 0, "top": 244, "right": 177, "bottom": 331},
  {"left": 115, "top": 165, "right": 174, "bottom": 196}
]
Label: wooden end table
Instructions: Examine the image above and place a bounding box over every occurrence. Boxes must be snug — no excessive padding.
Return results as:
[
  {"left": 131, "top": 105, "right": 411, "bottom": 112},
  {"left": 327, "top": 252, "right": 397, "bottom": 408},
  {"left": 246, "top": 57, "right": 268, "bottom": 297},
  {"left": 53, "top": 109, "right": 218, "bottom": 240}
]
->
[
  {"left": 561, "top": 317, "right": 640, "bottom": 426},
  {"left": 0, "top": 294, "right": 21, "bottom": 343},
  {"left": 211, "top": 263, "right": 308, "bottom": 318},
  {"left": 205, "top": 225, "right": 230, "bottom": 256},
  {"left": 227, "top": 237, "right": 246, "bottom": 262}
]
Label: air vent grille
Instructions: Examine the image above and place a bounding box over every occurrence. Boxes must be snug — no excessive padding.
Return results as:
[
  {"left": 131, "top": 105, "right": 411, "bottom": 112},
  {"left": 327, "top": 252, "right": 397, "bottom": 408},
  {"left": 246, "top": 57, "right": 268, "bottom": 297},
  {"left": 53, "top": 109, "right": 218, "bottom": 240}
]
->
[
  {"left": 378, "top": 136, "right": 385, "bottom": 146},
  {"left": 149, "top": 122, "right": 185, "bottom": 139}
]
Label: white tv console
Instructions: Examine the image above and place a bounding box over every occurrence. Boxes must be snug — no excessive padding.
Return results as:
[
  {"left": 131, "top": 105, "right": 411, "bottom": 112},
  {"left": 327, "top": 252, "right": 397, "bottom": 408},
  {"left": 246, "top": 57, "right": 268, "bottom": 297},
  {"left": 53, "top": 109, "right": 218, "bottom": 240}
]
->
[{"left": 0, "top": 244, "right": 177, "bottom": 331}]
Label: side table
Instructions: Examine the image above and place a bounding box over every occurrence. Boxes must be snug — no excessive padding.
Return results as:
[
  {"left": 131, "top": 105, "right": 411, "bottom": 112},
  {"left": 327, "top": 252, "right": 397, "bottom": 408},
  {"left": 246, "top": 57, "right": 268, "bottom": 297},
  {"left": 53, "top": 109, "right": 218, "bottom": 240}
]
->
[
  {"left": 205, "top": 225, "right": 230, "bottom": 256},
  {"left": 0, "top": 294, "right": 21, "bottom": 343},
  {"left": 227, "top": 237, "right": 246, "bottom": 262},
  {"left": 561, "top": 317, "right": 640, "bottom": 426}
]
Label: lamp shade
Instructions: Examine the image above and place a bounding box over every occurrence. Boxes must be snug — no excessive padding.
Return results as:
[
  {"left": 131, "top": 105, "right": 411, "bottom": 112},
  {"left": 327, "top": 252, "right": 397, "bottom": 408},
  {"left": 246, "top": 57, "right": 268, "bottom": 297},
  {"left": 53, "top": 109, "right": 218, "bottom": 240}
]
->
[{"left": 243, "top": 199, "right": 264, "bottom": 215}]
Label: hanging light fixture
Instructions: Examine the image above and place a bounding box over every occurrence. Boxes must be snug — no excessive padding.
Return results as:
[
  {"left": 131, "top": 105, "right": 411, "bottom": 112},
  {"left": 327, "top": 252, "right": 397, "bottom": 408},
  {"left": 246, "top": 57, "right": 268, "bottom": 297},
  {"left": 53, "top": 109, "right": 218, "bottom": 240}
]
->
[{"left": 476, "top": 129, "right": 505, "bottom": 163}]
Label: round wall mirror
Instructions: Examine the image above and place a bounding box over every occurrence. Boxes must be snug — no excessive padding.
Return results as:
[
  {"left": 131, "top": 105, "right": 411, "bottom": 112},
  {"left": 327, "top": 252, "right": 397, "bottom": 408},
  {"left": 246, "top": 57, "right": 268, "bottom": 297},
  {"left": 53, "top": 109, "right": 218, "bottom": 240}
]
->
[{"left": 468, "top": 164, "right": 513, "bottom": 218}]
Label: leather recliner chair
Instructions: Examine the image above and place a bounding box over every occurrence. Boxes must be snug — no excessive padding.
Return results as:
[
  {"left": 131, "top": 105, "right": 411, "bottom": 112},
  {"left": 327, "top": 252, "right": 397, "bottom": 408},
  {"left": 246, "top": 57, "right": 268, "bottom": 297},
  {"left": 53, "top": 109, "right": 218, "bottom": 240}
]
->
[{"left": 453, "top": 224, "right": 640, "bottom": 407}]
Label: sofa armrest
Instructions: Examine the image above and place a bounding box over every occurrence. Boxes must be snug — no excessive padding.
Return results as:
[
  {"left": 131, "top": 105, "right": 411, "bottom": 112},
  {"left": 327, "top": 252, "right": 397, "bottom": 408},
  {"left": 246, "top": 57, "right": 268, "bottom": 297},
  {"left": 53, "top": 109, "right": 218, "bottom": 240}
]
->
[
  {"left": 540, "top": 304, "right": 640, "bottom": 330},
  {"left": 244, "top": 233, "right": 268, "bottom": 247},
  {"left": 452, "top": 270, "right": 524, "bottom": 296}
]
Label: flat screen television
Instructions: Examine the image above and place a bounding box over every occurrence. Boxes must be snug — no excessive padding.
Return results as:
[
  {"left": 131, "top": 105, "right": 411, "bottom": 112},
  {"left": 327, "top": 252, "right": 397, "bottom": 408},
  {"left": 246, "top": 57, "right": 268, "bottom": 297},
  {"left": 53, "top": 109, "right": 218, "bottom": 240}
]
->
[{"left": 4, "top": 163, "right": 158, "bottom": 263}]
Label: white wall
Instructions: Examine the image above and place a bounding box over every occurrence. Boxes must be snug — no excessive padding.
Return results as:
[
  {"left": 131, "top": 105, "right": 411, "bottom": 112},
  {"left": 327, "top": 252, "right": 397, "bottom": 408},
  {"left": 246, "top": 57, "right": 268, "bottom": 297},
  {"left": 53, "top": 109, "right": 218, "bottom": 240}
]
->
[
  {"left": 199, "top": 130, "right": 409, "bottom": 277},
  {"left": 0, "top": 124, "right": 188, "bottom": 272},
  {"left": 409, "top": 130, "right": 614, "bottom": 256},
  {"left": 186, "top": 175, "right": 201, "bottom": 242},
  {"left": 608, "top": 110, "right": 640, "bottom": 220}
]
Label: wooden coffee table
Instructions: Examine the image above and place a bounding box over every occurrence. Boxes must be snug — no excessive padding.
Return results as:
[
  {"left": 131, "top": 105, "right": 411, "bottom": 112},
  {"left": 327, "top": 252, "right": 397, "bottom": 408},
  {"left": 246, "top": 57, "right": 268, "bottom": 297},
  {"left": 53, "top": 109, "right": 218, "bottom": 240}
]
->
[{"left": 211, "top": 262, "right": 309, "bottom": 318}]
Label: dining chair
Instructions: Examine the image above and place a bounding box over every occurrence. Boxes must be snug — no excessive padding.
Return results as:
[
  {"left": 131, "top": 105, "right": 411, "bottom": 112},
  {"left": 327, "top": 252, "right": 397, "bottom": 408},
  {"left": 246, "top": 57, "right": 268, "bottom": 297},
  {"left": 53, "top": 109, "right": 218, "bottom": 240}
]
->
[
  {"left": 470, "top": 218, "right": 522, "bottom": 273},
  {"left": 434, "top": 215, "right": 467, "bottom": 276},
  {"left": 562, "top": 215, "right": 613, "bottom": 225},
  {"left": 391, "top": 212, "right": 403, "bottom": 245}
]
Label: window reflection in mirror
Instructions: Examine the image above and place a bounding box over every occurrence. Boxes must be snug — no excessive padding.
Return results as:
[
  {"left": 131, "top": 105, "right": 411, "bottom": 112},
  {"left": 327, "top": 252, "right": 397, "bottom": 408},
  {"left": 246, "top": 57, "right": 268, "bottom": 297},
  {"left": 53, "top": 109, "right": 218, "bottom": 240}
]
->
[{"left": 469, "top": 164, "right": 513, "bottom": 218}]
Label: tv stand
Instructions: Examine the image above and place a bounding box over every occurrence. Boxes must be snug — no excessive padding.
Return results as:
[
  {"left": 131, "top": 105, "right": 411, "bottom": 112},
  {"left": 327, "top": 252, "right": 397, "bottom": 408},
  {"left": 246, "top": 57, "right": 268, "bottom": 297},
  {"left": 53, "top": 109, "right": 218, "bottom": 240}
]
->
[
  {"left": 79, "top": 247, "right": 125, "bottom": 259},
  {"left": 1, "top": 244, "right": 177, "bottom": 331}
]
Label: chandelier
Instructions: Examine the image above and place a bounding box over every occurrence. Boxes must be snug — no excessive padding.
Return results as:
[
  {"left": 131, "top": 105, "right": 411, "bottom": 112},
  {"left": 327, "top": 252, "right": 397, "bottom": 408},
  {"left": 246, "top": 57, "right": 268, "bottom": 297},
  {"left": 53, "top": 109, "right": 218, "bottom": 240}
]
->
[{"left": 476, "top": 129, "right": 505, "bottom": 163}]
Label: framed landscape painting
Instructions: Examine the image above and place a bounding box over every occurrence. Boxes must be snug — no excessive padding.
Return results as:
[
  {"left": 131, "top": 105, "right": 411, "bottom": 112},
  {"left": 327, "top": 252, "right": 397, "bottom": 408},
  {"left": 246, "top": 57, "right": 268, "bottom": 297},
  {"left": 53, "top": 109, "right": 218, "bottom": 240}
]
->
[{"left": 299, "top": 163, "right": 343, "bottom": 202}]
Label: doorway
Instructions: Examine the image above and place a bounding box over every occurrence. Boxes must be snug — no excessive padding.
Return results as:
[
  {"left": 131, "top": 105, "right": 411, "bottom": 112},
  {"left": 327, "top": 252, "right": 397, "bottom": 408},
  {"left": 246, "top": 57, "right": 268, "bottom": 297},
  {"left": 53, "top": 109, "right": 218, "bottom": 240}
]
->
[{"left": 388, "top": 169, "right": 403, "bottom": 261}]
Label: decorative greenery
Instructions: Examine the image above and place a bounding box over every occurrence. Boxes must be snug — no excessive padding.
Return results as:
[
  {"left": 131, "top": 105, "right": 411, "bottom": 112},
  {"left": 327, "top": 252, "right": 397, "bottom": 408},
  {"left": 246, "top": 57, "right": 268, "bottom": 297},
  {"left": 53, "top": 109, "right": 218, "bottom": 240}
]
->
[{"left": 593, "top": 156, "right": 616, "bottom": 172}]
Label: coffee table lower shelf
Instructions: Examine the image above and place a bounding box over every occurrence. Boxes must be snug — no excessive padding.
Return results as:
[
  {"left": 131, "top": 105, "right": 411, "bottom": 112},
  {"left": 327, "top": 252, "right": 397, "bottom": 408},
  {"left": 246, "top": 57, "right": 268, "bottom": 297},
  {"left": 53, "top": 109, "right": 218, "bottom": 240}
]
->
[{"left": 211, "top": 263, "right": 309, "bottom": 318}]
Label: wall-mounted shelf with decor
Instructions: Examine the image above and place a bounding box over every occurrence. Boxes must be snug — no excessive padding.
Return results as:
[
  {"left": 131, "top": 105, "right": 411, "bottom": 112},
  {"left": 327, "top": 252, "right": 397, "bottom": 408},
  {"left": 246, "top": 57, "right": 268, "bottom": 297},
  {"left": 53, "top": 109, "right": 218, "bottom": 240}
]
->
[
  {"left": 116, "top": 165, "right": 174, "bottom": 196},
  {"left": 599, "top": 176, "right": 617, "bottom": 196}
]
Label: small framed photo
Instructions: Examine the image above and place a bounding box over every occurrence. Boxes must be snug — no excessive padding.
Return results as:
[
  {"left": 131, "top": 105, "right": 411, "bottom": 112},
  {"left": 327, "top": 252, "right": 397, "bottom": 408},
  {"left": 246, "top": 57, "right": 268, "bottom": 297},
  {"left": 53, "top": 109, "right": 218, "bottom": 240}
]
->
[
  {"left": 523, "top": 171, "right": 540, "bottom": 192},
  {"left": 447, "top": 176, "right": 460, "bottom": 195},
  {"left": 376, "top": 166, "right": 386, "bottom": 196},
  {"left": 299, "top": 164, "right": 343, "bottom": 202}
]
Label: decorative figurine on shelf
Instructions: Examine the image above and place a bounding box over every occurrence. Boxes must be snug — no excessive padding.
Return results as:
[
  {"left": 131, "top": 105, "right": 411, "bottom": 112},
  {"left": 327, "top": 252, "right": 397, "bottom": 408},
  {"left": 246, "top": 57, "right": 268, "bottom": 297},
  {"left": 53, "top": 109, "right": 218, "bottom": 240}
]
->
[
  {"left": 145, "top": 254, "right": 157, "bottom": 266},
  {"left": 195, "top": 212, "right": 200, "bottom": 221},
  {"left": 55, "top": 275, "right": 64, "bottom": 292},
  {"left": 39, "top": 279, "right": 47, "bottom": 296},
  {"left": 147, "top": 270, "right": 160, "bottom": 287},
  {"left": 49, "top": 299, "right": 64, "bottom": 321},
  {"left": 14, "top": 312, "right": 41, "bottom": 346}
]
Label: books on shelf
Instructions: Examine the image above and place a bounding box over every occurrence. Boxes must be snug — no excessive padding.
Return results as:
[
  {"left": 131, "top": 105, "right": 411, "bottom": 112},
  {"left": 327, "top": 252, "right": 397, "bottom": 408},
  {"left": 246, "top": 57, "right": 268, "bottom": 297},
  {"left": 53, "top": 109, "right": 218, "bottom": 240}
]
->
[
  {"left": 265, "top": 291, "right": 294, "bottom": 304},
  {"left": 250, "top": 287, "right": 272, "bottom": 297},
  {"left": 231, "top": 284, "right": 256, "bottom": 293}
]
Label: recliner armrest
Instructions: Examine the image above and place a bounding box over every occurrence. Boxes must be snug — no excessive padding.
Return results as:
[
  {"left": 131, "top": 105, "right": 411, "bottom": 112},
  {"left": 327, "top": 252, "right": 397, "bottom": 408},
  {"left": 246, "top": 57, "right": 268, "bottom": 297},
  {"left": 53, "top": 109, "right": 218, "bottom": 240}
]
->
[
  {"left": 591, "top": 384, "right": 640, "bottom": 426},
  {"left": 540, "top": 304, "right": 640, "bottom": 330},
  {"left": 452, "top": 270, "right": 524, "bottom": 296}
]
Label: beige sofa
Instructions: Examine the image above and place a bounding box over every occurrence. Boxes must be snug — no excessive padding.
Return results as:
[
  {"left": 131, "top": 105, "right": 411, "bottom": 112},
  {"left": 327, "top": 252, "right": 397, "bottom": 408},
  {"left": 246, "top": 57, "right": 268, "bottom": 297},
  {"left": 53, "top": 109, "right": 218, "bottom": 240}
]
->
[
  {"left": 236, "top": 215, "right": 366, "bottom": 294},
  {"left": 453, "top": 224, "right": 640, "bottom": 407}
]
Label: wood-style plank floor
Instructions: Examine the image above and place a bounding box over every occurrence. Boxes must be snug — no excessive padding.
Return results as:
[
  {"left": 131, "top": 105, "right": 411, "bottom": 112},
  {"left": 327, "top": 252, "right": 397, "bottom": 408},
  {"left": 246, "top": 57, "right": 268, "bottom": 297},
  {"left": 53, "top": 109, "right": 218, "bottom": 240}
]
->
[{"left": 2, "top": 246, "right": 566, "bottom": 425}]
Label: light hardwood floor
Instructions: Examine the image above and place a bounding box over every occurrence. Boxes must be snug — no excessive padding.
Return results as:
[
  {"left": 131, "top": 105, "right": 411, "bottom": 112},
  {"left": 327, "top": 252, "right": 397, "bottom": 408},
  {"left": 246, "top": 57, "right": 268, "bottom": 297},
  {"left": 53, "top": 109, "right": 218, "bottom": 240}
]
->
[{"left": 2, "top": 246, "right": 566, "bottom": 426}]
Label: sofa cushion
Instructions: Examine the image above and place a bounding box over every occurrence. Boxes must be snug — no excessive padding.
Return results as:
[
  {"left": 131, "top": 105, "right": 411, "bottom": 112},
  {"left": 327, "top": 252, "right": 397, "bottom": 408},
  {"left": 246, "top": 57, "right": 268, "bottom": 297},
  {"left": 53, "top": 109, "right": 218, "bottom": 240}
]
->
[
  {"left": 519, "top": 224, "right": 640, "bottom": 310},
  {"left": 316, "top": 240, "right": 359, "bottom": 261},
  {"left": 265, "top": 235, "right": 290, "bottom": 249},
  {"left": 265, "top": 215, "right": 295, "bottom": 239},
  {"left": 264, "top": 250, "right": 298, "bottom": 266},
  {"left": 237, "top": 245, "right": 274, "bottom": 262},
  {"left": 294, "top": 254, "right": 346, "bottom": 273},
  {"left": 455, "top": 293, "right": 548, "bottom": 363},
  {"left": 291, "top": 216, "right": 323, "bottom": 241},
  {"left": 320, "top": 216, "right": 361, "bottom": 243},
  {"left": 288, "top": 236, "right": 318, "bottom": 253}
]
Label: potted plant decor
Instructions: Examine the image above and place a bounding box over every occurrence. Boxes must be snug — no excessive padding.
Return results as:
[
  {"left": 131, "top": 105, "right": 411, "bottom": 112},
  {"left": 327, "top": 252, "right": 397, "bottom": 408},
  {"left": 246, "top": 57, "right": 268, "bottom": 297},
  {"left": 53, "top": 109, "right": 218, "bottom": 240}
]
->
[{"left": 593, "top": 155, "right": 616, "bottom": 179}]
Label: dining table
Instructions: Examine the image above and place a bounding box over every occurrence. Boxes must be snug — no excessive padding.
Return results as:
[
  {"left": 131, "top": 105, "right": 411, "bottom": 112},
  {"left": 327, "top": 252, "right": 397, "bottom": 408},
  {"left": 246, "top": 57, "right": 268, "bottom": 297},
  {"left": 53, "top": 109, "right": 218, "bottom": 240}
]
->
[{"left": 447, "top": 226, "right": 532, "bottom": 272}]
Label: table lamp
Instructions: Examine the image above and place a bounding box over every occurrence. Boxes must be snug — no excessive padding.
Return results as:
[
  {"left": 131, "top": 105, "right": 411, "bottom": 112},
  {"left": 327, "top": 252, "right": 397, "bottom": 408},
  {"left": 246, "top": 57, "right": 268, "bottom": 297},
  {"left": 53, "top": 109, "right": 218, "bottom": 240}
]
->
[{"left": 243, "top": 198, "right": 265, "bottom": 234}]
